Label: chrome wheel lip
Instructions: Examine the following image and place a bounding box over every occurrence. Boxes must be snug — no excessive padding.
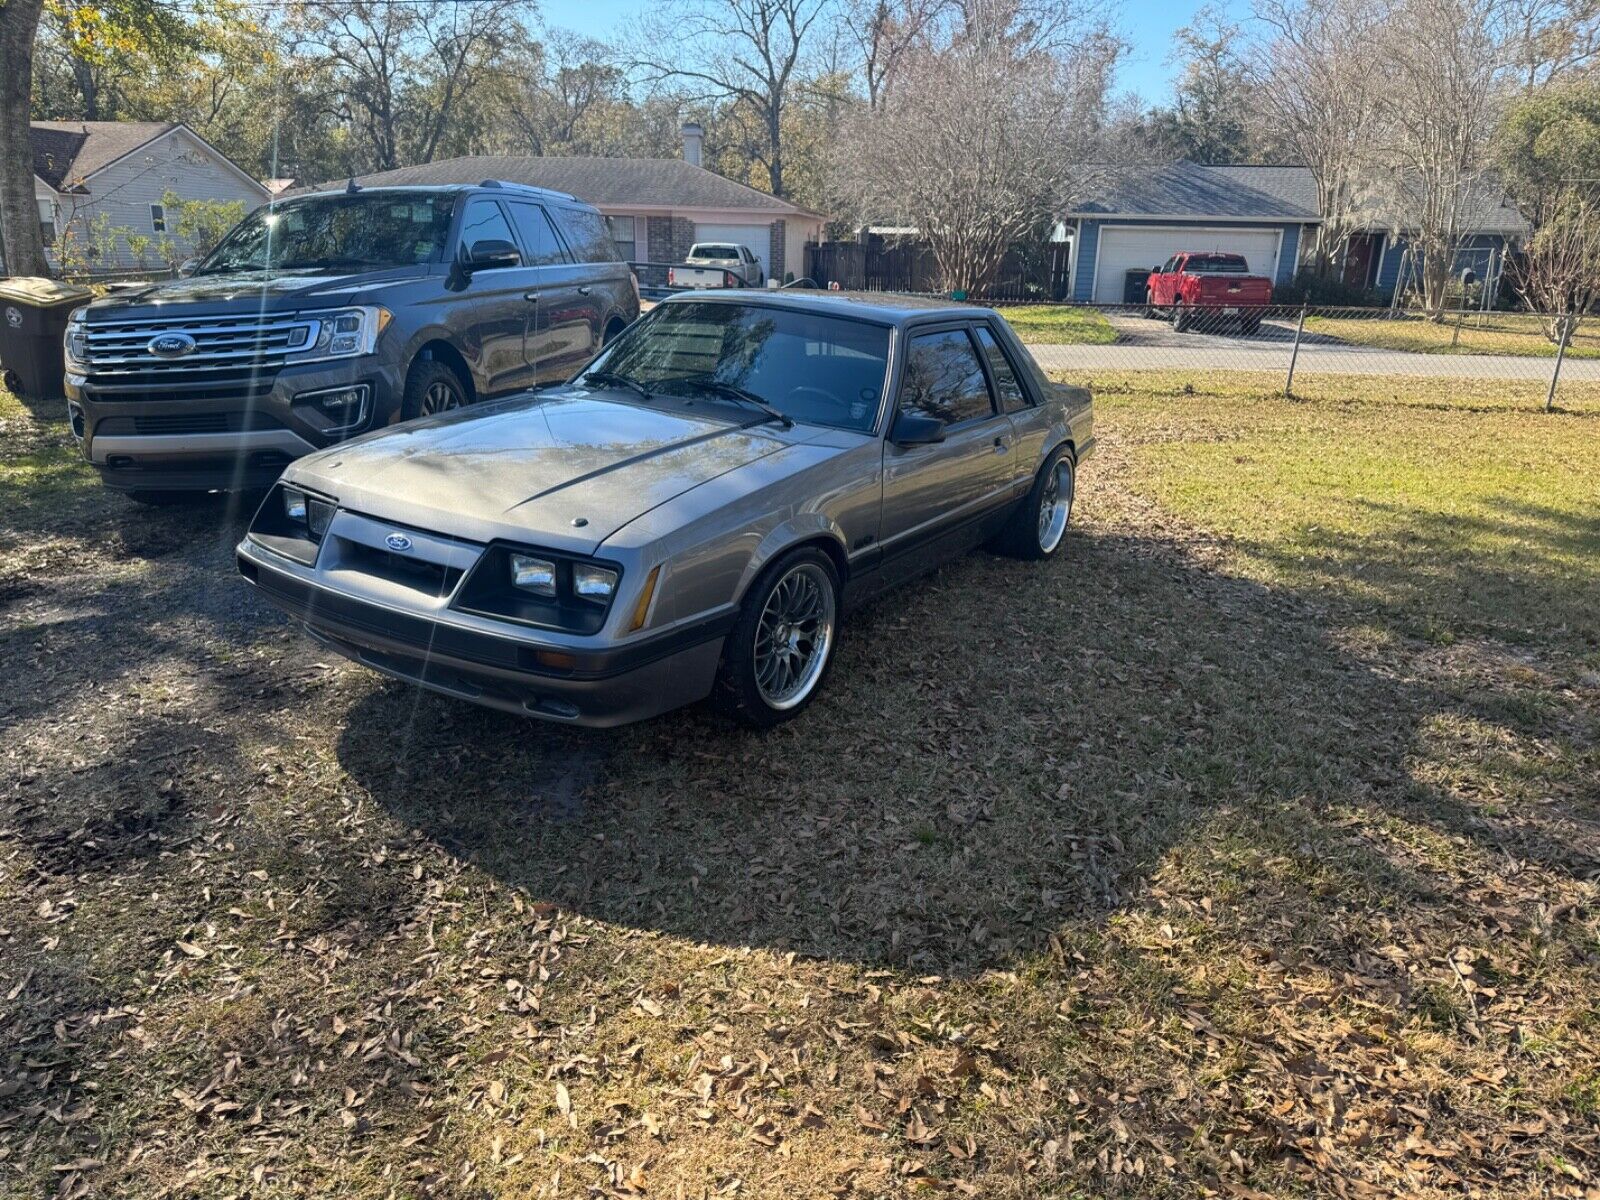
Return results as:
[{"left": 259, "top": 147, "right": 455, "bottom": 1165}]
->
[
  {"left": 1037, "top": 460, "right": 1073, "bottom": 553},
  {"left": 753, "top": 562, "right": 836, "bottom": 711},
  {"left": 421, "top": 379, "right": 461, "bottom": 415}
]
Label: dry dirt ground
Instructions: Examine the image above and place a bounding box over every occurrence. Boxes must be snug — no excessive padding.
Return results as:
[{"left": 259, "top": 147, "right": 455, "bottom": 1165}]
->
[{"left": 2, "top": 375, "right": 1598, "bottom": 1199}]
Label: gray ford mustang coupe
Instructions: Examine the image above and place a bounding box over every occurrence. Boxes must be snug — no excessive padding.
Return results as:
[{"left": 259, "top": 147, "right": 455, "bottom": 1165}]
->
[{"left": 237, "top": 291, "right": 1093, "bottom": 727}]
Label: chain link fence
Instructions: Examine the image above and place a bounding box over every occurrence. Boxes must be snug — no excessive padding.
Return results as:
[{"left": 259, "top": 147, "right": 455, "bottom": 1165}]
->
[{"left": 1007, "top": 302, "right": 1596, "bottom": 410}]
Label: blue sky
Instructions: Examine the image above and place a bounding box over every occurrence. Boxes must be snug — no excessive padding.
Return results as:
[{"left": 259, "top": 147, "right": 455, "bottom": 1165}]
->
[{"left": 540, "top": 0, "right": 1248, "bottom": 105}]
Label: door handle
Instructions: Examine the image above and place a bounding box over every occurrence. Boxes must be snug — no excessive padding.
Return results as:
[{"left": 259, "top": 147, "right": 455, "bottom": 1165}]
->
[
  {"left": 993, "top": 436, "right": 1010, "bottom": 454},
  {"left": 576, "top": 285, "right": 592, "bottom": 296},
  {"left": 524, "top": 292, "right": 539, "bottom": 303}
]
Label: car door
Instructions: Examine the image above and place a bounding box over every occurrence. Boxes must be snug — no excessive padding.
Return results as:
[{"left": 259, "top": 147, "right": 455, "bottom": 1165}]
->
[
  {"left": 539, "top": 205, "right": 611, "bottom": 379},
  {"left": 972, "top": 322, "right": 1039, "bottom": 497},
  {"left": 456, "top": 197, "right": 539, "bottom": 395},
  {"left": 1151, "top": 255, "right": 1176, "bottom": 306},
  {"left": 877, "top": 325, "right": 1013, "bottom": 574}
]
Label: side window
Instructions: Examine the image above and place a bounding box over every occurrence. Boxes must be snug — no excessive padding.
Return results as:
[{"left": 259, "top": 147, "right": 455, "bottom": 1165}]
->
[
  {"left": 1160, "top": 256, "right": 1176, "bottom": 274},
  {"left": 507, "top": 202, "right": 569, "bottom": 266},
  {"left": 459, "top": 199, "right": 515, "bottom": 259},
  {"left": 898, "top": 329, "right": 995, "bottom": 427},
  {"left": 150, "top": 203, "right": 167, "bottom": 233},
  {"left": 551, "top": 206, "right": 620, "bottom": 263},
  {"left": 974, "top": 325, "right": 1029, "bottom": 413}
]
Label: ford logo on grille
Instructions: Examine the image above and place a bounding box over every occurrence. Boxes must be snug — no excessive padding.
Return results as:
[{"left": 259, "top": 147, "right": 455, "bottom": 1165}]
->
[
  {"left": 385, "top": 533, "right": 413, "bottom": 552},
  {"left": 148, "top": 332, "right": 197, "bottom": 358}
]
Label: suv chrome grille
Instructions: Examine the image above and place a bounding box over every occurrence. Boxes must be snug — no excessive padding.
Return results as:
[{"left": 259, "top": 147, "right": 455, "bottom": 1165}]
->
[{"left": 81, "top": 313, "right": 317, "bottom": 397}]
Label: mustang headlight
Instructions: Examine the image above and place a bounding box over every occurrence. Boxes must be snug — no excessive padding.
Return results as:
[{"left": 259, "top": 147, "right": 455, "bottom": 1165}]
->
[
  {"left": 286, "top": 306, "right": 392, "bottom": 363},
  {"left": 248, "top": 483, "right": 336, "bottom": 565},
  {"left": 572, "top": 564, "right": 618, "bottom": 602},
  {"left": 280, "top": 486, "right": 334, "bottom": 540},
  {"left": 510, "top": 554, "right": 558, "bottom": 596}
]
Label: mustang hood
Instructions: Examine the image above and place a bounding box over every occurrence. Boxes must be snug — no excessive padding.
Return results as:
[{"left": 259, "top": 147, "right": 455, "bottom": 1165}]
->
[{"left": 288, "top": 391, "right": 791, "bottom": 553}]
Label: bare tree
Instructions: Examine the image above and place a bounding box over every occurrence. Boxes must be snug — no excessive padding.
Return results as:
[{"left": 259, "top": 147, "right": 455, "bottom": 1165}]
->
[
  {"left": 291, "top": 0, "right": 530, "bottom": 171},
  {"left": 503, "top": 32, "right": 631, "bottom": 154},
  {"left": 830, "top": 2, "right": 1121, "bottom": 293},
  {"left": 836, "top": 0, "right": 951, "bottom": 108},
  {"left": 1369, "top": 0, "right": 1519, "bottom": 314},
  {"left": 1506, "top": 0, "right": 1600, "bottom": 86},
  {"left": 624, "top": 0, "right": 834, "bottom": 197},
  {"left": 1249, "top": 0, "right": 1389, "bottom": 277},
  {"left": 1509, "top": 185, "right": 1600, "bottom": 336}
]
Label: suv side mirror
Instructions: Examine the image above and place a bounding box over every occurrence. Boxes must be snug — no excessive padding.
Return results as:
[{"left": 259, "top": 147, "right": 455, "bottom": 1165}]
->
[
  {"left": 890, "top": 410, "right": 946, "bottom": 447},
  {"left": 467, "top": 239, "right": 521, "bottom": 271}
]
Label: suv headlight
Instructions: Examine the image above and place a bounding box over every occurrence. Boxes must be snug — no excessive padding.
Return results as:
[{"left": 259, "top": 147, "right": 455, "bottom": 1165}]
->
[
  {"left": 64, "top": 308, "right": 89, "bottom": 367},
  {"left": 286, "top": 306, "right": 392, "bottom": 364}
]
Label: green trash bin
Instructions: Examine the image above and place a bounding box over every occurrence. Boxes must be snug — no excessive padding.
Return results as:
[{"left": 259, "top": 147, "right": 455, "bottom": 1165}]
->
[{"left": 0, "top": 277, "right": 93, "bottom": 399}]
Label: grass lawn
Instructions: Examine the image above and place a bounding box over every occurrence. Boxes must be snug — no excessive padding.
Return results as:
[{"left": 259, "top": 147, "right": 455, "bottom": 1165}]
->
[
  {"left": 993, "top": 304, "right": 1117, "bottom": 345},
  {"left": 3, "top": 375, "right": 1599, "bottom": 1198},
  {"left": 1305, "top": 310, "right": 1600, "bottom": 358}
]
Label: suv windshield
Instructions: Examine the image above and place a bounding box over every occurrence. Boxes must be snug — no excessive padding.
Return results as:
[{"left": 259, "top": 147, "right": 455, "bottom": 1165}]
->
[
  {"left": 1185, "top": 255, "right": 1249, "bottom": 274},
  {"left": 198, "top": 192, "right": 456, "bottom": 275},
  {"left": 588, "top": 302, "right": 891, "bottom": 432}
]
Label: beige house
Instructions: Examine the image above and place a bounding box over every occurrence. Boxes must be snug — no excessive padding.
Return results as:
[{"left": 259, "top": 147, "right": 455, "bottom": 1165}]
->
[
  {"left": 330, "top": 128, "right": 825, "bottom": 283},
  {"left": 29, "top": 121, "right": 270, "bottom": 272}
]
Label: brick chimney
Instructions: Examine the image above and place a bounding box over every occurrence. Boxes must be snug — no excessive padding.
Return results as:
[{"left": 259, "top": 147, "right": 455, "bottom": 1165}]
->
[{"left": 681, "top": 122, "right": 704, "bottom": 169}]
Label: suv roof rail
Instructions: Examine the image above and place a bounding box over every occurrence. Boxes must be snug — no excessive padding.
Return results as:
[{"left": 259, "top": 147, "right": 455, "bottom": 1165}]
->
[{"left": 477, "top": 179, "right": 582, "bottom": 204}]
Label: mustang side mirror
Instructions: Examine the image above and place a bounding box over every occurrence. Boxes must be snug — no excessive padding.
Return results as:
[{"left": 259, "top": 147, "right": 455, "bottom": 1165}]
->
[
  {"left": 178, "top": 257, "right": 201, "bottom": 278},
  {"left": 467, "top": 239, "right": 521, "bottom": 271},
  {"left": 890, "top": 411, "right": 946, "bottom": 447}
]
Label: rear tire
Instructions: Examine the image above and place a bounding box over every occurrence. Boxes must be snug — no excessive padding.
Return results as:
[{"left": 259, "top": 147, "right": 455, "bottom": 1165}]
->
[
  {"left": 1143, "top": 292, "right": 1158, "bottom": 320},
  {"left": 713, "top": 546, "right": 840, "bottom": 728},
  {"left": 994, "top": 447, "right": 1075, "bottom": 560},
  {"left": 1241, "top": 316, "right": 1262, "bottom": 336},
  {"left": 400, "top": 359, "right": 468, "bottom": 421}
]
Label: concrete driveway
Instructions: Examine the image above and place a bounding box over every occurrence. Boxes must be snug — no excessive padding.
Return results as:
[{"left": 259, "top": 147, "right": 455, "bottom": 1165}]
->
[{"left": 1032, "top": 312, "right": 1600, "bottom": 381}]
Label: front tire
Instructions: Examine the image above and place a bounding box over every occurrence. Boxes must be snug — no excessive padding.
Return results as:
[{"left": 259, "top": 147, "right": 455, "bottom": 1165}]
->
[
  {"left": 1172, "top": 303, "right": 1193, "bottom": 333},
  {"left": 713, "top": 547, "right": 840, "bottom": 728},
  {"left": 995, "top": 447, "right": 1075, "bottom": 560},
  {"left": 401, "top": 359, "right": 468, "bottom": 421}
]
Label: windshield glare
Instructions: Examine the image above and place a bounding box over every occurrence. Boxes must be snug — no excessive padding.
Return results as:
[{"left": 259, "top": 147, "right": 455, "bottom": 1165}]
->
[
  {"left": 199, "top": 192, "right": 456, "bottom": 275},
  {"left": 589, "top": 302, "right": 890, "bottom": 432}
]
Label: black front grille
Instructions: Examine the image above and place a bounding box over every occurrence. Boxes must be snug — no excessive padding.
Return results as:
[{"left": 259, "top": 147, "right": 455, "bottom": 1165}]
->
[
  {"left": 96, "top": 412, "right": 286, "bottom": 436},
  {"left": 336, "top": 539, "right": 466, "bottom": 598}
]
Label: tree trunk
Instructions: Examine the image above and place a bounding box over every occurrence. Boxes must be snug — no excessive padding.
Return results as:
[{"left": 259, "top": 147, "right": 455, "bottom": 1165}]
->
[
  {"left": 766, "top": 102, "right": 784, "bottom": 198},
  {"left": 0, "top": 0, "right": 49, "bottom": 277}
]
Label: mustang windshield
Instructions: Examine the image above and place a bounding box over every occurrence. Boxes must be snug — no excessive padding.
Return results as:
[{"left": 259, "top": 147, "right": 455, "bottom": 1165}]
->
[
  {"left": 197, "top": 192, "right": 456, "bottom": 275},
  {"left": 591, "top": 302, "right": 891, "bottom": 432}
]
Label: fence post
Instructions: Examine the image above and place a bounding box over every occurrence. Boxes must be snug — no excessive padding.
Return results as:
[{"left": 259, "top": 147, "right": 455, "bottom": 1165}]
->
[
  {"left": 1546, "top": 313, "right": 1573, "bottom": 413},
  {"left": 1451, "top": 308, "right": 1465, "bottom": 349},
  {"left": 1285, "top": 302, "right": 1308, "bottom": 398}
]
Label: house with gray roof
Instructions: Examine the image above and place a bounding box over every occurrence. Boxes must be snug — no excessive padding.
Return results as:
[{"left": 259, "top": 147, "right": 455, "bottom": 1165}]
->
[
  {"left": 28, "top": 121, "right": 270, "bottom": 273},
  {"left": 322, "top": 126, "right": 825, "bottom": 284},
  {"left": 1062, "top": 160, "right": 1527, "bottom": 303}
]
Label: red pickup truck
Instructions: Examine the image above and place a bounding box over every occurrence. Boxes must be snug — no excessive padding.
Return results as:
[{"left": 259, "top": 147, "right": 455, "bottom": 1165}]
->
[{"left": 1145, "top": 252, "right": 1271, "bottom": 334}]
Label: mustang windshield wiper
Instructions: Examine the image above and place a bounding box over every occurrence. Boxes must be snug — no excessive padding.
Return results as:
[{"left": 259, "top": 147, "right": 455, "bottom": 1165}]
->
[
  {"left": 661, "top": 376, "right": 793, "bottom": 429},
  {"left": 584, "top": 370, "right": 653, "bottom": 401}
]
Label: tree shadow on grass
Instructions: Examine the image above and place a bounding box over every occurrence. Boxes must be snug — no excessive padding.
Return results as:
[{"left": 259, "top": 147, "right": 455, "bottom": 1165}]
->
[{"left": 336, "top": 510, "right": 1600, "bottom": 978}]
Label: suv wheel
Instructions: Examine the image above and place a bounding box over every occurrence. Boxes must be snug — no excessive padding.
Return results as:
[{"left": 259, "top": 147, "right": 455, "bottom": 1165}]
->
[
  {"left": 713, "top": 547, "right": 840, "bottom": 727},
  {"left": 402, "top": 360, "right": 468, "bottom": 420}
]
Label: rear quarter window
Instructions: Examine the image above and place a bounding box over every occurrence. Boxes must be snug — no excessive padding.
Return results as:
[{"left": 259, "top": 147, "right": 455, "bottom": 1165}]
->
[{"left": 552, "top": 207, "right": 619, "bottom": 263}]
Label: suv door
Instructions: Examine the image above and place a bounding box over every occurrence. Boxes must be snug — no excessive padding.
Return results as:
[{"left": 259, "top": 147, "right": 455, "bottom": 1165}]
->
[
  {"left": 456, "top": 197, "right": 539, "bottom": 394},
  {"left": 507, "top": 199, "right": 586, "bottom": 384},
  {"left": 541, "top": 205, "right": 613, "bottom": 378},
  {"left": 878, "top": 326, "right": 1013, "bottom": 572}
]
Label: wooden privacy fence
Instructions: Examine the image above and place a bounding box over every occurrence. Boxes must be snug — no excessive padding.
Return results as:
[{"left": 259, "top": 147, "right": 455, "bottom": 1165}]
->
[{"left": 804, "top": 240, "right": 1071, "bottom": 302}]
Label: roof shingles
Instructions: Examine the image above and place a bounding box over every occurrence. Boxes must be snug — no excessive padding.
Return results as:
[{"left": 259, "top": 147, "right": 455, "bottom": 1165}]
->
[
  {"left": 316, "top": 156, "right": 819, "bottom": 217},
  {"left": 31, "top": 121, "right": 176, "bottom": 191}
]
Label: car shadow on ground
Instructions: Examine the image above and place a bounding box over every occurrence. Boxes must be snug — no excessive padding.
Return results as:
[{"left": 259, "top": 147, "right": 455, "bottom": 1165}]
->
[
  {"left": 333, "top": 509, "right": 1599, "bottom": 978},
  {"left": 1104, "top": 313, "right": 1350, "bottom": 348}
]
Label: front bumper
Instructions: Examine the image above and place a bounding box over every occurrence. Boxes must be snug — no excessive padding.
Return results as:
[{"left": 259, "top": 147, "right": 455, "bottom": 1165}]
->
[
  {"left": 66, "top": 355, "right": 406, "bottom": 493},
  {"left": 237, "top": 537, "right": 729, "bottom": 728}
]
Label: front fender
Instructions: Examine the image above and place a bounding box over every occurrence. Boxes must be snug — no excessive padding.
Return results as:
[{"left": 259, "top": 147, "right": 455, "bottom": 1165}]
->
[{"left": 736, "top": 514, "right": 849, "bottom": 603}]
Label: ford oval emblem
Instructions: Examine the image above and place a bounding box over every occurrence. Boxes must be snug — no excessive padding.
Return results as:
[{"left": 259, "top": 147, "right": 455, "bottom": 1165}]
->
[
  {"left": 385, "top": 533, "right": 413, "bottom": 552},
  {"left": 148, "top": 332, "right": 196, "bottom": 358}
]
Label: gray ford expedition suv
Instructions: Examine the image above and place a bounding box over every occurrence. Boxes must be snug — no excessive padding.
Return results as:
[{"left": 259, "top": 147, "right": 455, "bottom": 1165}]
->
[{"left": 63, "top": 181, "right": 639, "bottom": 502}]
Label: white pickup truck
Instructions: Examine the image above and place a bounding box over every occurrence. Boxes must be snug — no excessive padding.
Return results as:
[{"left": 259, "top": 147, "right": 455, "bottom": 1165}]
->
[{"left": 668, "top": 242, "right": 766, "bottom": 289}]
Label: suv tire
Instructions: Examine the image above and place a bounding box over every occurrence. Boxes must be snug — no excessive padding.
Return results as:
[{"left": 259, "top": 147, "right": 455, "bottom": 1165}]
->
[{"left": 401, "top": 359, "right": 468, "bottom": 421}]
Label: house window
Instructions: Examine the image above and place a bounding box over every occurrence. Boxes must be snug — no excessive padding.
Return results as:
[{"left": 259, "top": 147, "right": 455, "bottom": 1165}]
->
[
  {"left": 37, "top": 198, "right": 55, "bottom": 247},
  {"left": 606, "top": 215, "right": 636, "bottom": 262},
  {"left": 150, "top": 203, "right": 167, "bottom": 233}
]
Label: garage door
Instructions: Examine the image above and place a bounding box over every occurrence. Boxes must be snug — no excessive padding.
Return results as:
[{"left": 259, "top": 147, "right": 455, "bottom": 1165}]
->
[
  {"left": 693, "top": 222, "right": 769, "bottom": 282},
  {"left": 1092, "top": 227, "right": 1282, "bottom": 303}
]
